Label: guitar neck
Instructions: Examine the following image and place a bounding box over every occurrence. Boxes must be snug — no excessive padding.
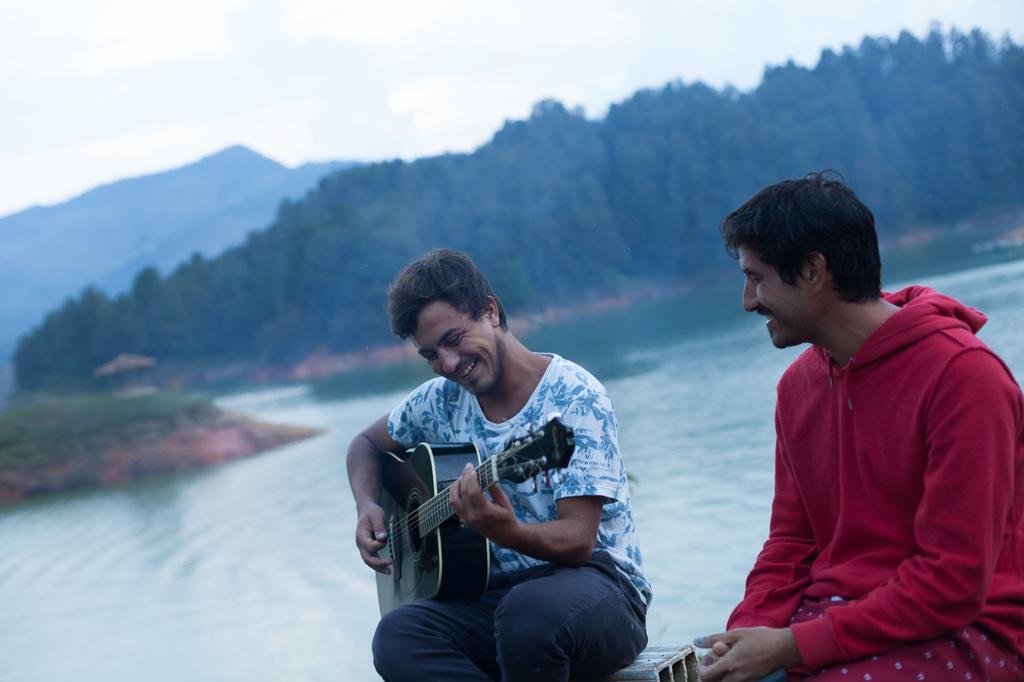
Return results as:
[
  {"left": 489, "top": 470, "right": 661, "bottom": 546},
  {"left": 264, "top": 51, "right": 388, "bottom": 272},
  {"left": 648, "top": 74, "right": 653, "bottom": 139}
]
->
[
  {"left": 401, "top": 418, "right": 573, "bottom": 539},
  {"left": 419, "top": 460, "right": 501, "bottom": 535}
]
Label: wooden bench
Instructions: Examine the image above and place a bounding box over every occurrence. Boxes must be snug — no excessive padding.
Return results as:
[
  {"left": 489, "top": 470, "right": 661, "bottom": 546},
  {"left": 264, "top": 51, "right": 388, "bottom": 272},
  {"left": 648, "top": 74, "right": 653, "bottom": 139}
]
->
[{"left": 576, "top": 645, "right": 700, "bottom": 681}]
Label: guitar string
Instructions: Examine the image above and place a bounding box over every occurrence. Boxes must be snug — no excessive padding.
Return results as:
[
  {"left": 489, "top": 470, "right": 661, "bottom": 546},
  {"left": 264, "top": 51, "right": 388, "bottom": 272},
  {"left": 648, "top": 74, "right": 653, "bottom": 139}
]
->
[
  {"left": 391, "top": 438, "right": 533, "bottom": 536},
  {"left": 387, "top": 453, "right": 523, "bottom": 552},
  {"left": 393, "top": 433, "right": 554, "bottom": 535},
  {"left": 387, "top": 460, "right": 531, "bottom": 557},
  {"left": 385, "top": 426, "right": 569, "bottom": 558},
  {"left": 387, "top": 448, "right": 560, "bottom": 557}
]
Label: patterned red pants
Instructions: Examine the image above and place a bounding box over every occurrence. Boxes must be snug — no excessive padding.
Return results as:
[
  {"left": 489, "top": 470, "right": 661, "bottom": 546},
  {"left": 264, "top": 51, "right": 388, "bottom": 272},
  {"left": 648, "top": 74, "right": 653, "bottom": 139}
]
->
[{"left": 787, "top": 597, "right": 1023, "bottom": 682}]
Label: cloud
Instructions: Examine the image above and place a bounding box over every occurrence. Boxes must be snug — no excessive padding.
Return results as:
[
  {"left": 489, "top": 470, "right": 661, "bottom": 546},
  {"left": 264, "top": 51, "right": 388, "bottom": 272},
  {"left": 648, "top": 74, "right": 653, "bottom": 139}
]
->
[
  {"left": 0, "top": 99, "right": 318, "bottom": 212},
  {"left": 0, "top": 0, "right": 1021, "bottom": 215},
  {"left": 280, "top": 0, "right": 638, "bottom": 51},
  {"left": 88, "top": 0, "right": 249, "bottom": 75},
  {"left": 279, "top": 0, "right": 645, "bottom": 153}
]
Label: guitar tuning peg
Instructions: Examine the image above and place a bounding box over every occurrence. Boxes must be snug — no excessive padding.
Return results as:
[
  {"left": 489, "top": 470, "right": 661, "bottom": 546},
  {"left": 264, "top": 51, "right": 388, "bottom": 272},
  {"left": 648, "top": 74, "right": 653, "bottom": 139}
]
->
[
  {"left": 544, "top": 471, "right": 552, "bottom": 488},
  {"left": 532, "top": 477, "right": 539, "bottom": 493}
]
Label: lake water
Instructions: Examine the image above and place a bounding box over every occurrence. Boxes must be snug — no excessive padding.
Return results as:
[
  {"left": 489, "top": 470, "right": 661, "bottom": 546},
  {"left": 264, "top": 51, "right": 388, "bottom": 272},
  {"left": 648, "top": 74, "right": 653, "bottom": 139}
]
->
[{"left": 2, "top": 256, "right": 1022, "bottom": 682}]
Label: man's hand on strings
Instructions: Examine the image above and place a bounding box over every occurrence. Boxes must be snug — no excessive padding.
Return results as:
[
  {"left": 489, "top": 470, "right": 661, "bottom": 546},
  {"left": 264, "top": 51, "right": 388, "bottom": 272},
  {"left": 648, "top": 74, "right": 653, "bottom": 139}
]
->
[
  {"left": 450, "top": 462, "right": 520, "bottom": 544},
  {"left": 355, "top": 502, "right": 392, "bottom": 574}
]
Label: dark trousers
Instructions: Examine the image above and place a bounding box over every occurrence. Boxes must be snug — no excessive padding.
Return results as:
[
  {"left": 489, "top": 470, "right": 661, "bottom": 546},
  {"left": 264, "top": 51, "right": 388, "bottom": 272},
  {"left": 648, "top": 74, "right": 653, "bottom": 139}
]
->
[{"left": 372, "top": 551, "right": 648, "bottom": 682}]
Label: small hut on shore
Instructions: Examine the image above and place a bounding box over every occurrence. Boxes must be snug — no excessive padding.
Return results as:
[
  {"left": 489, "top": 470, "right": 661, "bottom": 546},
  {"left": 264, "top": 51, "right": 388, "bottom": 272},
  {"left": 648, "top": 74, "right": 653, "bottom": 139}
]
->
[{"left": 94, "top": 354, "right": 157, "bottom": 396}]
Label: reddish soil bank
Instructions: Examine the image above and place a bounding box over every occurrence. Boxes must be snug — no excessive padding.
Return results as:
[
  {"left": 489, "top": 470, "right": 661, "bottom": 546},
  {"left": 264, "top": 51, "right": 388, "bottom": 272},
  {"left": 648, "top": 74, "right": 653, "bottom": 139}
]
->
[{"left": 0, "top": 415, "right": 321, "bottom": 504}]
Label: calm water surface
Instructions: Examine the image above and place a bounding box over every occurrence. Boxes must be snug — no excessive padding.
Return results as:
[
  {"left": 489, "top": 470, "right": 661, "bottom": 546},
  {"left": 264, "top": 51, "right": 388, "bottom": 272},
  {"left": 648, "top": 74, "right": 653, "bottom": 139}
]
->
[{"left": 2, "top": 257, "right": 1022, "bottom": 681}]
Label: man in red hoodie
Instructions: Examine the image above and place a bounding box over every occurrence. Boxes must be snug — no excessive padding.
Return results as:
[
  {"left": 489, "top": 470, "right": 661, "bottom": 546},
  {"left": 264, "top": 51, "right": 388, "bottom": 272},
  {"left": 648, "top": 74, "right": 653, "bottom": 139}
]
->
[{"left": 697, "top": 173, "right": 1024, "bottom": 682}]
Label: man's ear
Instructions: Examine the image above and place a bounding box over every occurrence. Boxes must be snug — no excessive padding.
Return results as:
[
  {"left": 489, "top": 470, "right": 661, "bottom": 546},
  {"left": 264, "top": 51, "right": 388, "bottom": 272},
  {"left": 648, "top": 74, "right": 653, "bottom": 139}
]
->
[
  {"left": 484, "top": 296, "right": 500, "bottom": 327},
  {"left": 801, "top": 252, "right": 831, "bottom": 291}
]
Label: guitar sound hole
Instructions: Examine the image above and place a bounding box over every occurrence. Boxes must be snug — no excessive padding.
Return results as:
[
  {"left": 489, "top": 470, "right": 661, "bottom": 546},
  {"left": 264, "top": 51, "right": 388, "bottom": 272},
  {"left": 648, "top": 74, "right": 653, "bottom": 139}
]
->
[{"left": 406, "top": 491, "right": 423, "bottom": 556}]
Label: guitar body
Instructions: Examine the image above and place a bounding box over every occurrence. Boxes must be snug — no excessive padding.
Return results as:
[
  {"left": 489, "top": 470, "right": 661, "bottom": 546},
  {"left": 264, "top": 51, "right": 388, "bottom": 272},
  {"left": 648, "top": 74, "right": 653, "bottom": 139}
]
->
[{"left": 376, "top": 442, "right": 491, "bottom": 615}]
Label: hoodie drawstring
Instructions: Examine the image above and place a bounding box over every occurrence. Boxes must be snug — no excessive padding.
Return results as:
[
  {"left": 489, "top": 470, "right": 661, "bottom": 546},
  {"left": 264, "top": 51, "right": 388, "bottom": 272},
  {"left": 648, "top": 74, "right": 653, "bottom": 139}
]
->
[
  {"left": 847, "top": 357, "right": 855, "bottom": 410},
  {"left": 828, "top": 359, "right": 854, "bottom": 410}
]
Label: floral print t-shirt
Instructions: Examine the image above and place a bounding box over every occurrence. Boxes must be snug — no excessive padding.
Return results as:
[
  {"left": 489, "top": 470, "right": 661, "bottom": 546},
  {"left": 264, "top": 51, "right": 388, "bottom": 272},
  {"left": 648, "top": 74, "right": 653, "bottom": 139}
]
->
[{"left": 387, "top": 353, "right": 652, "bottom": 605}]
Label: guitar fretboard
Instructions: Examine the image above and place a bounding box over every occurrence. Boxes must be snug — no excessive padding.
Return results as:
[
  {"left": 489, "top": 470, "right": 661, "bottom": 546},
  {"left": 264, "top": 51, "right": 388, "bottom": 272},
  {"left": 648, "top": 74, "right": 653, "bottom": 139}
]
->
[{"left": 417, "top": 457, "right": 504, "bottom": 536}]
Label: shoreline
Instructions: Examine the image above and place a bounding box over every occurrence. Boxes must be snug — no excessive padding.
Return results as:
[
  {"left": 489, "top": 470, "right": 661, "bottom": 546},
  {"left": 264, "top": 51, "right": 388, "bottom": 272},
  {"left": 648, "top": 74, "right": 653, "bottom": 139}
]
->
[
  {"left": 256, "top": 279, "right": 699, "bottom": 384},
  {"left": 0, "top": 395, "right": 321, "bottom": 505},
  {"left": 30, "top": 208, "right": 1021, "bottom": 394},
  {"left": 266, "top": 215, "right": 1024, "bottom": 384},
  {"left": 245, "top": 211, "right": 1024, "bottom": 386}
]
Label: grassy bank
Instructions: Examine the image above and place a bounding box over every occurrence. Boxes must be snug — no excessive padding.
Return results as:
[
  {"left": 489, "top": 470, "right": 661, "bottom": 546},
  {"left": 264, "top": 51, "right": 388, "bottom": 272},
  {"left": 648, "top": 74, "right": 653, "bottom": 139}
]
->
[
  {"left": 0, "top": 391, "right": 320, "bottom": 503},
  {"left": 0, "top": 392, "right": 209, "bottom": 469}
]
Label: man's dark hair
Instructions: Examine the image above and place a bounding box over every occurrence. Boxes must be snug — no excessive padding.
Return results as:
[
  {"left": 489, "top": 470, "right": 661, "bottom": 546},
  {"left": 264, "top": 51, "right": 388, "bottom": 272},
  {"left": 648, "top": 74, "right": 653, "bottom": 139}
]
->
[
  {"left": 388, "top": 248, "right": 508, "bottom": 339},
  {"left": 720, "top": 171, "right": 882, "bottom": 302}
]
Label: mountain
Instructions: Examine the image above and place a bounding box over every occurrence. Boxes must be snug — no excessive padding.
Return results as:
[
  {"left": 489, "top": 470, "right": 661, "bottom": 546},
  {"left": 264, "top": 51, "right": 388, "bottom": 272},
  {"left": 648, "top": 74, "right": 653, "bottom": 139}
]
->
[
  {"left": 0, "top": 146, "right": 355, "bottom": 358},
  {"left": 13, "top": 28, "right": 1024, "bottom": 392}
]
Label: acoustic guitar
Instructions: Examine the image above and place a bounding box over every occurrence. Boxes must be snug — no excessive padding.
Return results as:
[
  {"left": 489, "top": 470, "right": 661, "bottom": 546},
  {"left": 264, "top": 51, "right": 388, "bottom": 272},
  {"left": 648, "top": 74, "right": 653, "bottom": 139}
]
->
[{"left": 376, "top": 417, "right": 575, "bottom": 615}]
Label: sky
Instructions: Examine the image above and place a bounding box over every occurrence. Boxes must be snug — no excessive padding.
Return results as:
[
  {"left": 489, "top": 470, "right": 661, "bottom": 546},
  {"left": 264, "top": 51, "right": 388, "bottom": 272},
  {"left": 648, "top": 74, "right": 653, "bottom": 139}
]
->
[{"left": 1, "top": 0, "right": 1021, "bottom": 217}]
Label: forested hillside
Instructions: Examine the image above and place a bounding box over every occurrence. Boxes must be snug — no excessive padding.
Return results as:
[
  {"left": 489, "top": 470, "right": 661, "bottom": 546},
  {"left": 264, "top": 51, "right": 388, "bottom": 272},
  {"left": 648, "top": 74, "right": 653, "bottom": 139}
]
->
[
  {"left": 15, "top": 28, "right": 1024, "bottom": 391},
  {"left": 0, "top": 146, "right": 353, "bottom": 359}
]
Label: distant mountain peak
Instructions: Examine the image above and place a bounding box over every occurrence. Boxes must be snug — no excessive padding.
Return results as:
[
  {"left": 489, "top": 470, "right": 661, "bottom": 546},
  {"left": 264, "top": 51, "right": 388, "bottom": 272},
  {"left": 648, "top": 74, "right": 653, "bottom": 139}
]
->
[
  {"left": 192, "top": 144, "right": 284, "bottom": 173},
  {"left": 0, "top": 144, "right": 355, "bottom": 360}
]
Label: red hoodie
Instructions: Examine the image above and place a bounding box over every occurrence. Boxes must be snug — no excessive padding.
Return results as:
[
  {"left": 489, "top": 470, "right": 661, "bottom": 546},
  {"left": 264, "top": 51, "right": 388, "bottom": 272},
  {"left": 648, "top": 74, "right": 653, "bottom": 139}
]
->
[{"left": 727, "top": 286, "right": 1024, "bottom": 671}]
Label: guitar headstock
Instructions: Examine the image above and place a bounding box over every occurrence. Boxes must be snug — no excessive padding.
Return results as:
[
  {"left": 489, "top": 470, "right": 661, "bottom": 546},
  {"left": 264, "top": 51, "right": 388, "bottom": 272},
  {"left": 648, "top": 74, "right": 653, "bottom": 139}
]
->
[{"left": 497, "top": 417, "right": 575, "bottom": 483}]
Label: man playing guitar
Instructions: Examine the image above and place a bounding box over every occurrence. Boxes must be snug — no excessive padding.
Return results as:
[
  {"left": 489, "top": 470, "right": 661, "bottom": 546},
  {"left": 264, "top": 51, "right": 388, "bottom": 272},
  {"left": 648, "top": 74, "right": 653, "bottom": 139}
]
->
[{"left": 347, "top": 248, "right": 651, "bottom": 681}]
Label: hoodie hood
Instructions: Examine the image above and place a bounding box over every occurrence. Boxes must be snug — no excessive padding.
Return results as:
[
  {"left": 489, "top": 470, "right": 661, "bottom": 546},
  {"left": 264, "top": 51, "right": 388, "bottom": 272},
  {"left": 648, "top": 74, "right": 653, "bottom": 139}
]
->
[{"left": 813, "top": 286, "right": 988, "bottom": 371}]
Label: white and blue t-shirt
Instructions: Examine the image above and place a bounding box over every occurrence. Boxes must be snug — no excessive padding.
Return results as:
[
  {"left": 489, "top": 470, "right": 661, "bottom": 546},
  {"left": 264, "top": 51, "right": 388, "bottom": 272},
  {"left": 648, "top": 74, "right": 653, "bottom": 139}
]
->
[{"left": 387, "top": 353, "right": 652, "bottom": 605}]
